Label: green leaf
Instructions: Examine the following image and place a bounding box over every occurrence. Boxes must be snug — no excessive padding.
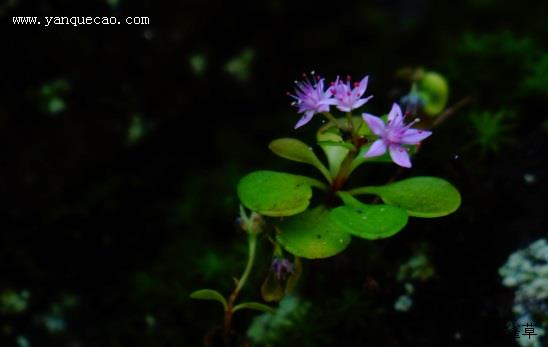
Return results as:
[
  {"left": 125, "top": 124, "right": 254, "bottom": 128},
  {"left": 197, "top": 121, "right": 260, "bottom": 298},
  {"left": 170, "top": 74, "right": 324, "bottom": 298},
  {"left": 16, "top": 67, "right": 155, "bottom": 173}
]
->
[
  {"left": 276, "top": 206, "right": 351, "bottom": 259},
  {"left": 351, "top": 177, "right": 461, "bottom": 218},
  {"left": 269, "top": 138, "right": 321, "bottom": 164},
  {"left": 316, "top": 141, "right": 354, "bottom": 150},
  {"left": 352, "top": 116, "right": 374, "bottom": 137},
  {"left": 417, "top": 72, "right": 449, "bottom": 116},
  {"left": 329, "top": 192, "right": 408, "bottom": 239},
  {"left": 317, "top": 130, "right": 350, "bottom": 176},
  {"left": 238, "top": 171, "right": 324, "bottom": 217},
  {"left": 189, "top": 289, "right": 227, "bottom": 311},
  {"left": 269, "top": 138, "right": 331, "bottom": 182},
  {"left": 233, "top": 302, "right": 276, "bottom": 313}
]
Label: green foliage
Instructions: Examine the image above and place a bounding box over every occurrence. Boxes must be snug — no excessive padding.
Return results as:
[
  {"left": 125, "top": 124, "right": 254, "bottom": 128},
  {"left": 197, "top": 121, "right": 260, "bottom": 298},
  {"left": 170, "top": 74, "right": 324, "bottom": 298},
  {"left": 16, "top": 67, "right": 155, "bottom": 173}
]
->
[
  {"left": 189, "top": 54, "right": 207, "bottom": 76},
  {"left": 469, "top": 110, "right": 514, "bottom": 153},
  {"left": 189, "top": 289, "right": 228, "bottom": 311},
  {"left": 0, "top": 290, "right": 30, "bottom": 314},
  {"left": 247, "top": 295, "right": 311, "bottom": 347},
  {"left": 127, "top": 114, "right": 148, "bottom": 145},
  {"left": 316, "top": 140, "right": 354, "bottom": 150},
  {"left": 316, "top": 116, "right": 374, "bottom": 175},
  {"left": 224, "top": 48, "right": 254, "bottom": 81},
  {"left": 458, "top": 31, "right": 535, "bottom": 60},
  {"left": 39, "top": 79, "right": 70, "bottom": 115},
  {"left": 447, "top": 31, "right": 538, "bottom": 99},
  {"left": 317, "top": 130, "right": 350, "bottom": 176},
  {"left": 276, "top": 206, "right": 351, "bottom": 259},
  {"left": 352, "top": 177, "right": 461, "bottom": 218},
  {"left": 269, "top": 138, "right": 331, "bottom": 181},
  {"left": 330, "top": 192, "right": 408, "bottom": 239},
  {"left": 416, "top": 71, "right": 449, "bottom": 116},
  {"left": 268, "top": 138, "right": 320, "bottom": 165},
  {"left": 238, "top": 171, "right": 326, "bottom": 217},
  {"left": 523, "top": 54, "right": 548, "bottom": 94}
]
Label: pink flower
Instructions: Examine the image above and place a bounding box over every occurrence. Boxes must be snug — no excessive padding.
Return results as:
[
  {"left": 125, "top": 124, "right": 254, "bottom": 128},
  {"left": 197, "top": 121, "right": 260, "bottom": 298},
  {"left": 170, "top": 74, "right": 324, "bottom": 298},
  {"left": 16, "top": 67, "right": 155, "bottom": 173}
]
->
[
  {"left": 289, "top": 74, "right": 337, "bottom": 129},
  {"left": 329, "top": 75, "right": 373, "bottom": 112},
  {"left": 362, "top": 103, "right": 432, "bottom": 168}
]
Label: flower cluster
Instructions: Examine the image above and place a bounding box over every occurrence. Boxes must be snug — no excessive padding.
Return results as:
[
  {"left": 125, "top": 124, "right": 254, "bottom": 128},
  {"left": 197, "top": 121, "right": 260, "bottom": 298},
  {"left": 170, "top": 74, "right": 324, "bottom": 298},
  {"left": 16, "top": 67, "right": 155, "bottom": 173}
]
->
[
  {"left": 288, "top": 73, "right": 372, "bottom": 129},
  {"left": 288, "top": 73, "right": 432, "bottom": 168},
  {"left": 329, "top": 75, "right": 373, "bottom": 112}
]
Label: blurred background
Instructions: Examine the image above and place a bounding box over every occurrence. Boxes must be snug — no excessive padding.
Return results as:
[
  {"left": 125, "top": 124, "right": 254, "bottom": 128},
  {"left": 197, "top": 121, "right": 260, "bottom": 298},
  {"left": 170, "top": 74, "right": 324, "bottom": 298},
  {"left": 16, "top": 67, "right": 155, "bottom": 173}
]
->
[{"left": 2, "top": 0, "right": 547, "bottom": 346}]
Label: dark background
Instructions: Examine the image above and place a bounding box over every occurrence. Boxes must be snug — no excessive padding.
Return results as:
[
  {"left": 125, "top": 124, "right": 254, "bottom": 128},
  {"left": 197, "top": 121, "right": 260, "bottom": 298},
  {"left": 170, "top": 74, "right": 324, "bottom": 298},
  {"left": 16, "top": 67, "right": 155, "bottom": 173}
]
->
[{"left": 2, "top": 0, "right": 547, "bottom": 346}]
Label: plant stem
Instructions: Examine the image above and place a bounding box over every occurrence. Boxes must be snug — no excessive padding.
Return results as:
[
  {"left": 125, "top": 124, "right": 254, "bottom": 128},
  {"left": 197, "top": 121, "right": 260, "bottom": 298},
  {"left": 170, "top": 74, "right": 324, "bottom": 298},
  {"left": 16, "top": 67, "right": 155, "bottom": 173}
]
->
[
  {"left": 235, "top": 234, "right": 257, "bottom": 296},
  {"left": 343, "top": 111, "right": 365, "bottom": 149},
  {"left": 312, "top": 163, "right": 333, "bottom": 185},
  {"left": 347, "top": 186, "right": 378, "bottom": 195},
  {"left": 327, "top": 145, "right": 358, "bottom": 204},
  {"left": 223, "top": 233, "right": 258, "bottom": 341},
  {"left": 346, "top": 112, "right": 354, "bottom": 132},
  {"left": 432, "top": 96, "right": 473, "bottom": 128}
]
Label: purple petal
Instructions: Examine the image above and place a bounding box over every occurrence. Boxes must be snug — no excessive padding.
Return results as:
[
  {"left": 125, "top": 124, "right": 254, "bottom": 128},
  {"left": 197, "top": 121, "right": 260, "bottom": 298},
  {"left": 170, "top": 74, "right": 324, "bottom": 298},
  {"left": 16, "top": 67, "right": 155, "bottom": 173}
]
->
[
  {"left": 316, "top": 79, "right": 325, "bottom": 90},
  {"left": 294, "top": 111, "right": 314, "bottom": 129},
  {"left": 319, "top": 97, "right": 338, "bottom": 106},
  {"left": 401, "top": 129, "right": 432, "bottom": 144},
  {"left": 356, "top": 75, "right": 369, "bottom": 96},
  {"left": 352, "top": 99, "right": 367, "bottom": 110},
  {"left": 387, "top": 103, "right": 403, "bottom": 125},
  {"left": 362, "top": 113, "right": 385, "bottom": 136},
  {"left": 352, "top": 95, "right": 373, "bottom": 110},
  {"left": 364, "top": 139, "right": 387, "bottom": 158},
  {"left": 335, "top": 104, "right": 352, "bottom": 112},
  {"left": 316, "top": 105, "right": 329, "bottom": 113},
  {"left": 389, "top": 144, "right": 411, "bottom": 168}
]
